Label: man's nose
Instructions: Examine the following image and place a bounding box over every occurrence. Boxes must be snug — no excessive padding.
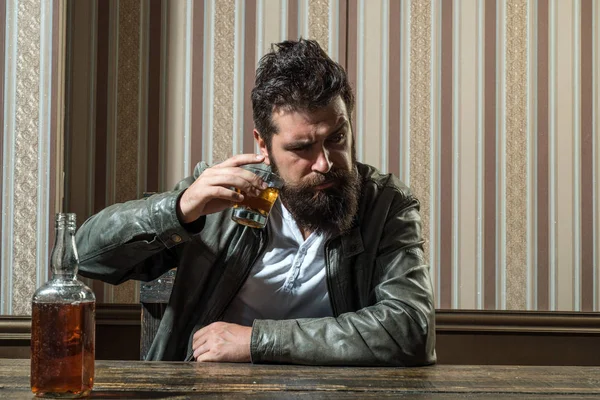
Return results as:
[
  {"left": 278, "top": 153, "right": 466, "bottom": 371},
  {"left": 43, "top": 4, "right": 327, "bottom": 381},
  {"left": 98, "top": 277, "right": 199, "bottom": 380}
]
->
[{"left": 312, "top": 147, "right": 333, "bottom": 174}]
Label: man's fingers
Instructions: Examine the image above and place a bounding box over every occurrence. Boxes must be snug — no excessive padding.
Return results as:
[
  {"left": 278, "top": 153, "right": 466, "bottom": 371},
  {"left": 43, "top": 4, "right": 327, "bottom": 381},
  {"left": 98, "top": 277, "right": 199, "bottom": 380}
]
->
[
  {"left": 191, "top": 322, "right": 250, "bottom": 363},
  {"left": 193, "top": 343, "right": 210, "bottom": 361},
  {"left": 179, "top": 155, "right": 269, "bottom": 221},
  {"left": 192, "top": 324, "right": 213, "bottom": 349},
  {"left": 192, "top": 331, "right": 207, "bottom": 351},
  {"left": 196, "top": 352, "right": 217, "bottom": 363},
  {"left": 183, "top": 187, "right": 242, "bottom": 210},
  {"left": 201, "top": 174, "right": 263, "bottom": 197},
  {"left": 214, "top": 153, "right": 265, "bottom": 169}
]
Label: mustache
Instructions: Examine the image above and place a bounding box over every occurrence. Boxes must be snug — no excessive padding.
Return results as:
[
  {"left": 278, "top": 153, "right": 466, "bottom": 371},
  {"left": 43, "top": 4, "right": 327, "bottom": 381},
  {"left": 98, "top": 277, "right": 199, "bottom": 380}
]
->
[{"left": 285, "top": 169, "right": 351, "bottom": 190}]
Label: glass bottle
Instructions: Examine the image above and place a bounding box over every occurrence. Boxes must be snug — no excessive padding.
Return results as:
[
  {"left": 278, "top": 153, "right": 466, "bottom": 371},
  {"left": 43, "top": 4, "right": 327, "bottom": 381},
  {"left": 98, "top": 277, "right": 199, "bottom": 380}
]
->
[{"left": 31, "top": 213, "right": 96, "bottom": 398}]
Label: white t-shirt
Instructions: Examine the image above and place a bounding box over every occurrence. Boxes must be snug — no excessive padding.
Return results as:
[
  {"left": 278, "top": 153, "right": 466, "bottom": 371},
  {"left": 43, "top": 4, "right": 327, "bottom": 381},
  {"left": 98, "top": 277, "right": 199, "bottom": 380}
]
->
[{"left": 221, "top": 199, "right": 334, "bottom": 326}]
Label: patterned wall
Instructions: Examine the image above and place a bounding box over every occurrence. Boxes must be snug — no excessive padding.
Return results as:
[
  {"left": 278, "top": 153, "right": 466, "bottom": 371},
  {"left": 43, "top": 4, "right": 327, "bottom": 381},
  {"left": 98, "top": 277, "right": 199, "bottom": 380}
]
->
[
  {"left": 64, "top": 0, "right": 349, "bottom": 305},
  {"left": 0, "top": 0, "right": 62, "bottom": 315},
  {"left": 1, "top": 0, "right": 597, "bottom": 314}
]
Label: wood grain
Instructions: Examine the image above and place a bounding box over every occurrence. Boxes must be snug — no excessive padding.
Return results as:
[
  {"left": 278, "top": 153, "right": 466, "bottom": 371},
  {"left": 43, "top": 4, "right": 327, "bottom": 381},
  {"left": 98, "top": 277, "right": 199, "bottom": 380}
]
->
[{"left": 1, "top": 359, "right": 600, "bottom": 398}]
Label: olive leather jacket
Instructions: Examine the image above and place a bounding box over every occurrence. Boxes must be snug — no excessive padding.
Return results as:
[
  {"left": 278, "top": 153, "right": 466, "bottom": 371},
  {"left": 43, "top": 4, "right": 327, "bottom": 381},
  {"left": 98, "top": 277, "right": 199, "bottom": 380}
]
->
[{"left": 76, "top": 161, "right": 436, "bottom": 366}]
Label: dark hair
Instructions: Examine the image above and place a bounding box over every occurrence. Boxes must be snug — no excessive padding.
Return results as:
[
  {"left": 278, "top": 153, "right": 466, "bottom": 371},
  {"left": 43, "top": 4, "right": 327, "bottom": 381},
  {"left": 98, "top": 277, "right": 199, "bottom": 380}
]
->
[{"left": 251, "top": 39, "right": 355, "bottom": 149}]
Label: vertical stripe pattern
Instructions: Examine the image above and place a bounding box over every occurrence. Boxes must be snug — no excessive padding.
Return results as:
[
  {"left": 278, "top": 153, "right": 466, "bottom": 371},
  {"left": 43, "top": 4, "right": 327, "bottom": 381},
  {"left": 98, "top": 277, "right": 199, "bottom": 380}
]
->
[
  {"left": 409, "top": 0, "right": 432, "bottom": 301},
  {"left": 49, "top": 0, "right": 64, "bottom": 285},
  {"left": 380, "top": 0, "right": 389, "bottom": 175},
  {"left": 103, "top": 0, "right": 118, "bottom": 303},
  {"left": 163, "top": 0, "right": 191, "bottom": 188},
  {"left": 504, "top": 0, "right": 528, "bottom": 310},
  {"left": 548, "top": 0, "right": 558, "bottom": 310},
  {"left": 456, "top": 0, "right": 478, "bottom": 309},
  {"left": 475, "top": 0, "right": 484, "bottom": 310},
  {"left": 595, "top": 0, "right": 600, "bottom": 312},
  {"left": 496, "top": 0, "right": 507, "bottom": 309},
  {"left": 1, "top": 0, "right": 17, "bottom": 314},
  {"left": 211, "top": 0, "right": 235, "bottom": 163},
  {"left": 0, "top": 0, "right": 59, "bottom": 314},
  {"left": 400, "top": 0, "right": 411, "bottom": 184},
  {"left": 346, "top": 0, "right": 357, "bottom": 132},
  {"left": 430, "top": 0, "right": 440, "bottom": 308},
  {"left": 147, "top": 0, "right": 162, "bottom": 193},
  {"left": 12, "top": 0, "right": 42, "bottom": 314},
  {"left": 0, "top": 0, "right": 5, "bottom": 305},
  {"left": 536, "top": 0, "right": 549, "bottom": 310},
  {"left": 232, "top": 0, "right": 244, "bottom": 156},
  {"left": 526, "top": 0, "right": 536, "bottom": 310},
  {"left": 439, "top": 0, "right": 453, "bottom": 309},
  {"left": 242, "top": 0, "right": 256, "bottom": 154},
  {"left": 361, "top": 1, "right": 383, "bottom": 168},
  {"left": 580, "top": 0, "right": 594, "bottom": 312},
  {"left": 138, "top": 1, "right": 149, "bottom": 196},
  {"left": 92, "top": 0, "right": 109, "bottom": 303},
  {"left": 308, "top": 0, "right": 330, "bottom": 54},
  {"left": 387, "top": 0, "right": 401, "bottom": 178},
  {"left": 484, "top": 0, "right": 498, "bottom": 310},
  {"left": 37, "top": 0, "right": 53, "bottom": 289},
  {"left": 112, "top": 0, "right": 141, "bottom": 304},
  {"left": 1, "top": 0, "right": 594, "bottom": 311},
  {"left": 573, "top": 0, "right": 582, "bottom": 311},
  {"left": 10, "top": 0, "right": 40, "bottom": 314},
  {"left": 554, "top": 0, "right": 575, "bottom": 311}
]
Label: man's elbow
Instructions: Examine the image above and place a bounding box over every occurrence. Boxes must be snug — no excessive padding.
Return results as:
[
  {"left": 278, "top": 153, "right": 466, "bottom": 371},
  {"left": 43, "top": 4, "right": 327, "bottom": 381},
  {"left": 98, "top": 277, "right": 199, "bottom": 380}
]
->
[
  {"left": 398, "top": 335, "right": 436, "bottom": 367},
  {"left": 390, "top": 317, "right": 437, "bottom": 367}
]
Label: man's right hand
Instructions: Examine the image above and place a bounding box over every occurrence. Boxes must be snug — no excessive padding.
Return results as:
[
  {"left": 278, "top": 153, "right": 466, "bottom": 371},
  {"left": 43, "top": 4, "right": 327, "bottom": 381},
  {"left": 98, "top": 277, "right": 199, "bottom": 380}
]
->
[{"left": 176, "top": 154, "right": 268, "bottom": 224}]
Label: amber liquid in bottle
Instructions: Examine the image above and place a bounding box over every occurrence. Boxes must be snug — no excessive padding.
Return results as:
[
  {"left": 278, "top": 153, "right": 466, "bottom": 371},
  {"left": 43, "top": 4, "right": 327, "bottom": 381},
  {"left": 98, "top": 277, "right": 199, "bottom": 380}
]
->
[
  {"left": 31, "top": 213, "right": 96, "bottom": 398},
  {"left": 31, "top": 302, "right": 95, "bottom": 397}
]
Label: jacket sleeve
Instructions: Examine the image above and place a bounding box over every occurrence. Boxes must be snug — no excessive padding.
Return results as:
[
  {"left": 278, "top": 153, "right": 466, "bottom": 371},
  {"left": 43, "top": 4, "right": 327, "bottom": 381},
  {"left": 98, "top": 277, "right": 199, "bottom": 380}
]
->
[
  {"left": 76, "top": 167, "right": 205, "bottom": 285},
  {"left": 250, "top": 194, "right": 436, "bottom": 367}
]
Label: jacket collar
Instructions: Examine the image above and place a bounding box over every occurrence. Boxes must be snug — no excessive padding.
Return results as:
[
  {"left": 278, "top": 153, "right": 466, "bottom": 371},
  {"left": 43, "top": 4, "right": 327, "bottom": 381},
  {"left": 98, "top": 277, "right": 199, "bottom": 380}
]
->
[{"left": 339, "top": 226, "right": 364, "bottom": 258}]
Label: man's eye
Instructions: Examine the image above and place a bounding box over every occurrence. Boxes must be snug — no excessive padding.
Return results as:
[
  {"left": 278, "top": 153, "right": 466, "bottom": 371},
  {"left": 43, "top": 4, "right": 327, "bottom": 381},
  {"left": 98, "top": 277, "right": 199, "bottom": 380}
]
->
[
  {"left": 328, "top": 133, "right": 345, "bottom": 143},
  {"left": 291, "top": 146, "right": 310, "bottom": 153}
]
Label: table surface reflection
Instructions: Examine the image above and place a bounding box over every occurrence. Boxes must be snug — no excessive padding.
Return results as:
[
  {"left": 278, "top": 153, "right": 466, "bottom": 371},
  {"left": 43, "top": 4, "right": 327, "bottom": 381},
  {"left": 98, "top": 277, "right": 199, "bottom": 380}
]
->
[{"left": 3, "top": 359, "right": 600, "bottom": 399}]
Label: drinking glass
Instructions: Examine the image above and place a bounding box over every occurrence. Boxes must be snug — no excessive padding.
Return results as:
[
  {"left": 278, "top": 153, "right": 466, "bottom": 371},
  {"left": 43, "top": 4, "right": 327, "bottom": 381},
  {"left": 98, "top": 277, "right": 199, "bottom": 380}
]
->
[{"left": 231, "top": 166, "right": 283, "bottom": 229}]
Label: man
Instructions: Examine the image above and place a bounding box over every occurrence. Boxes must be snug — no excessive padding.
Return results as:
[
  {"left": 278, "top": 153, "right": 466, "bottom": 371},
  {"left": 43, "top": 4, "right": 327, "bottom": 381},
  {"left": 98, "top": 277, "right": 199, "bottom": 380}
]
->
[{"left": 77, "top": 39, "right": 436, "bottom": 366}]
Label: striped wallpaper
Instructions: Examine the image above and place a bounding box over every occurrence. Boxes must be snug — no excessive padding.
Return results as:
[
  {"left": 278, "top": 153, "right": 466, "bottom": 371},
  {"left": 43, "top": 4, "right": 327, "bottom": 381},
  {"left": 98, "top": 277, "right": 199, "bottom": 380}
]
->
[
  {"left": 0, "top": 0, "right": 598, "bottom": 314},
  {"left": 0, "top": 0, "right": 62, "bottom": 315}
]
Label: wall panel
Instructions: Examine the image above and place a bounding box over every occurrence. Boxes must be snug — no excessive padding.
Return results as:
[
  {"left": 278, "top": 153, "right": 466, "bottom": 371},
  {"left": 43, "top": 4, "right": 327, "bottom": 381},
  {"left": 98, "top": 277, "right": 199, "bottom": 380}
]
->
[
  {"left": 0, "top": 0, "right": 61, "bottom": 315},
  {"left": 51, "top": 0, "right": 600, "bottom": 312}
]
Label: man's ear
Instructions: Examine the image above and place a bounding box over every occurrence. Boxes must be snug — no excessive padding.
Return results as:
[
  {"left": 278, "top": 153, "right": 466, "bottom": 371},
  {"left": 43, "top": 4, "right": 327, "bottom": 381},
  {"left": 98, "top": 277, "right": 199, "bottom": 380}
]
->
[{"left": 253, "top": 129, "right": 270, "bottom": 165}]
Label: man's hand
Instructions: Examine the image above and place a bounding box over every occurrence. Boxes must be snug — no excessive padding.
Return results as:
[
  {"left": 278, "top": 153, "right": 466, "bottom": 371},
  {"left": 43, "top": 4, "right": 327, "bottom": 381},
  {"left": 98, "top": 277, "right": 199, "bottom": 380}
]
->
[
  {"left": 177, "top": 154, "right": 268, "bottom": 224},
  {"left": 192, "top": 322, "right": 252, "bottom": 363}
]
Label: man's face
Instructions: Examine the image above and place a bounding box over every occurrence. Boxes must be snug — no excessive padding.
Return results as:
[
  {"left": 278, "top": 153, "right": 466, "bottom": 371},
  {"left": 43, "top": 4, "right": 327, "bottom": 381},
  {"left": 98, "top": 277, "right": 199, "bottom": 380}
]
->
[{"left": 255, "top": 96, "right": 361, "bottom": 235}]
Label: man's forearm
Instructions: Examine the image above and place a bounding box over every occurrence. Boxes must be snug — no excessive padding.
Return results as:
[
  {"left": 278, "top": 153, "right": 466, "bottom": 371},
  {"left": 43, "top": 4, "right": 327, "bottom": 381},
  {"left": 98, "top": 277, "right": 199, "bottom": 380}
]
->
[
  {"left": 76, "top": 190, "right": 189, "bottom": 284},
  {"left": 250, "top": 301, "right": 435, "bottom": 367}
]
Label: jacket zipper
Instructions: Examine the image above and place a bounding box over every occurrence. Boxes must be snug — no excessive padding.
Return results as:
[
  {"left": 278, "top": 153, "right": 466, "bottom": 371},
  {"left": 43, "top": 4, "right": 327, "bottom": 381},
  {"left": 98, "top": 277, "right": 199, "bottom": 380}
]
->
[{"left": 184, "top": 228, "right": 269, "bottom": 361}]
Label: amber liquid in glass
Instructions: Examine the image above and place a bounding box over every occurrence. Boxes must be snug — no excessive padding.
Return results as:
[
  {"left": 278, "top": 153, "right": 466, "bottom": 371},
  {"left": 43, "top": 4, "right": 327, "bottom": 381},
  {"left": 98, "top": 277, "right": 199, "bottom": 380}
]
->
[
  {"left": 31, "top": 301, "right": 95, "bottom": 398},
  {"left": 233, "top": 187, "right": 280, "bottom": 227}
]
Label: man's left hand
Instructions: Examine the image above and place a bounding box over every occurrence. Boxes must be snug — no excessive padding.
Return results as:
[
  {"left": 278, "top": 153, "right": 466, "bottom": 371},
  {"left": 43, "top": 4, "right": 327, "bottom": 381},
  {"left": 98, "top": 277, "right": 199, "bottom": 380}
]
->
[{"left": 192, "top": 321, "right": 252, "bottom": 362}]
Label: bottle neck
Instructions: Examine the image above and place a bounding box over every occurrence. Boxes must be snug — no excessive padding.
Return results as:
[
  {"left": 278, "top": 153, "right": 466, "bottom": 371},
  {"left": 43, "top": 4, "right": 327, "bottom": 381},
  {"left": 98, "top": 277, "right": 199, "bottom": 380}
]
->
[{"left": 50, "top": 214, "right": 79, "bottom": 280}]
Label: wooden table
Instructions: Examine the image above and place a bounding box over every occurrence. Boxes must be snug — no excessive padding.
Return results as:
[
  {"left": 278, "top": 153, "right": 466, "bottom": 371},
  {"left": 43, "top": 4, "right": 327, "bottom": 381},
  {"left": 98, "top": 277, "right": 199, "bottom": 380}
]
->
[{"left": 3, "top": 359, "right": 600, "bottom": 399}]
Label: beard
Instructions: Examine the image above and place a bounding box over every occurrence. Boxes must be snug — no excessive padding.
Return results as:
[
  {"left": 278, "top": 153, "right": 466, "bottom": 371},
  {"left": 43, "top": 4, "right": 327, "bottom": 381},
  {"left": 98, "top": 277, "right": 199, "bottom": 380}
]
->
[{"left": 270, "top": 158, "right": 362, "bottom": 236}]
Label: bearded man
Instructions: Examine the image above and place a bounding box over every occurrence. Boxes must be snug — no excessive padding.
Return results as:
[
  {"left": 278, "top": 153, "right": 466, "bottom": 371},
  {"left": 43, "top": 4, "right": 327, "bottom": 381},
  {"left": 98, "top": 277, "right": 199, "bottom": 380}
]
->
[{"left": 76, "top": 39, "right": 436, "bottom": 366}]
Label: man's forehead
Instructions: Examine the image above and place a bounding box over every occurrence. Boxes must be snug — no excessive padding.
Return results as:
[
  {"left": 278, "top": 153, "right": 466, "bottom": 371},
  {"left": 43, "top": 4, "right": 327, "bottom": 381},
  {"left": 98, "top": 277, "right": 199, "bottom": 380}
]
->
[
  {"left": 271, "top": 101, "right": 349, "bottom": 136},
  {"left": 273, "top": 114, "right": 348, "bottom": 140}
]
